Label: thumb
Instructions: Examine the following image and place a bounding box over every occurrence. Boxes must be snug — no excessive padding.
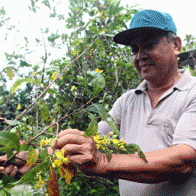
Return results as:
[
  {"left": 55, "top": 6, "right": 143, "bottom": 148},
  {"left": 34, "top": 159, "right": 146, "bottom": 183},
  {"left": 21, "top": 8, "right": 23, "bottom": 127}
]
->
[
  {"left": 0, "top": 166, "right": 5, "bottom": 171},
  {"left": 0, "top": 155, "right": 7, "bottom": 166}
]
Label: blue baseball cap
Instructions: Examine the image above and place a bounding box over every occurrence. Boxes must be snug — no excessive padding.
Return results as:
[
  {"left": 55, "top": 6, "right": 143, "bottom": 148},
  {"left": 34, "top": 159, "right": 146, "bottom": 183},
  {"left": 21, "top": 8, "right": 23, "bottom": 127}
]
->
[{"left": 113, "top": 10, "right": 177, "bottom": 46}]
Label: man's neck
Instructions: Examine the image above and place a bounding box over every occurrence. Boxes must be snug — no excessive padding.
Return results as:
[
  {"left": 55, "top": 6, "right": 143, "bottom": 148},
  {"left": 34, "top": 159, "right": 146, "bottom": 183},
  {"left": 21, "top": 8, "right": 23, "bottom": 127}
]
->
[{"left": 146, "top": 71, "right": 182, "bottom": 94}]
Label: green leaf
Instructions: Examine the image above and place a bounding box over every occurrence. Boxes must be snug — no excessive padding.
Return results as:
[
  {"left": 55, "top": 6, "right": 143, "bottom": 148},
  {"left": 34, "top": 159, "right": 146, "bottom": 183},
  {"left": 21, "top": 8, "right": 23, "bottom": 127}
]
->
[
  {"left": 40, "top": 102, "right": 50, "bottom": 120},
  {"left": 6, "top": 148, "right": 14, "bottom": 159},
  {"left": 19, "top": 143, "right": 28, "bottom": 151},
  {"left": 83, "top": 114, "right": 98, "bottom": 137},
  {"left": 125, "top": 144, "right": 146, "bottom": 159},
  {"left": 89, "top": 26, "right": 98, "bottom": 34},
  {"left": 2, "top": 189, "right": 11, "bottom": 196},
  {"left": 105, "top": 146, "right": 113, "bottom": 160},
  {"left": 87, "top": 71, "right": 105, "bottom": 97},
  {"left": 39, "top": 146, "right": 48, "bottom": 162},
  {"left": 10, "top": 78, "right": 41, "bottom": 94},
  {"left": 6, "top": 67, "right": 13, "bottom": 80},
  {"left": 0, "top": 132, "right": 20, "bottom": 151},
  {"left": 4, "top": 120, "right": 23, "bottom": 126},
  {"left": 86, "top": 104, "right": 120, "bottom": 137},
  {"left": 0, "top": 147, "right": 14, "bottom": 160},
  {"left": 26, "top": 146, "right": 38, "bottom": 166},
  {"left": 32, "top": 7, "right": 36, "bottom": 13},
  {"left": 46, "top": 88, "right": 60, "bottom": 96},
  {"left": 8, "top": 160, "right": 49, "bottom": 185}
]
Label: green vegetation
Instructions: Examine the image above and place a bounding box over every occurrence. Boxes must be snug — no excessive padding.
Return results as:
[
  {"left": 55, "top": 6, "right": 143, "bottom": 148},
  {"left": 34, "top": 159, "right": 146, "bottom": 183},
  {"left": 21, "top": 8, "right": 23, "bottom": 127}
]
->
[{"left": 0, "top": 0, "right": 195, "bottom": 195}]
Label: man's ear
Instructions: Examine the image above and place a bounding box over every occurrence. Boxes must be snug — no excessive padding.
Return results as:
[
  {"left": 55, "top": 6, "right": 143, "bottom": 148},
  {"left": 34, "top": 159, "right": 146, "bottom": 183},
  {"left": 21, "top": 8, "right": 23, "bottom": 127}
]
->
[{"left": 172, "top": 36, "right": 181, "bottom": 57}]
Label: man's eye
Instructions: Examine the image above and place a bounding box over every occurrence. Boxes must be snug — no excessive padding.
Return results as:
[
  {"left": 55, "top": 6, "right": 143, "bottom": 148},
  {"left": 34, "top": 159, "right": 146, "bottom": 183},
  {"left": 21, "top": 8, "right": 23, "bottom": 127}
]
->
[{"left": 143, "top": 42, "right": 156, "bottom": 49}]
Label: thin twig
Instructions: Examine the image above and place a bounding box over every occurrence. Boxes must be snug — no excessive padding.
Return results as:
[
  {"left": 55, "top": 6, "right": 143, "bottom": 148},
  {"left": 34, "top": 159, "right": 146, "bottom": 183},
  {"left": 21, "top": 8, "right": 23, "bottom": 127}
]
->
[
  {"left": 5, "top": 97, "right": 94, "bottom": 163},
  {"left": 55, "top": 122, "right": 59, "bottom": 134},
  {"left": 3, "top": 35, "right": 100, "bottom": 132}
]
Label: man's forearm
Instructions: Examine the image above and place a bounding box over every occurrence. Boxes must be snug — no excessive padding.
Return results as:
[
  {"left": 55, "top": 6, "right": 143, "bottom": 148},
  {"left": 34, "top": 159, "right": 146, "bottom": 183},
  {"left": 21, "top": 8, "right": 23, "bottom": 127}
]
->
[{"left": 102, "top": 144, "right": 196, "bottom": 183}]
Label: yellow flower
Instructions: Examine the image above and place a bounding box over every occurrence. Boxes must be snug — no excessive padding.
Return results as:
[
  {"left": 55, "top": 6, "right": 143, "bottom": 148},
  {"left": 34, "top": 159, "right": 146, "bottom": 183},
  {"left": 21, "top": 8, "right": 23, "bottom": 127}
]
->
[
  {"left": 53, "top": 159, "right": 63, "bottom": 167},
  {"left": 109, "top": 52, "right": 112, "bottom": 55},
  {"left": 35, "top": 173, "right": 46, "bottom": 189},
  {"left": 32, "top": 72, "right": 36, "bottom": 76},
  {"left": 51, "top": 71, "right": 58, "bottom": 80},
  {"left": 96, "top": 143, "right": 101, "bottom": 149},
  {"left": 119, "top": 145, "right": 124, "bottom": 149},
  {"left": 17, "top": 103, "right": 21, "bottom": 110},
  {"left": 40, "top": 139, "right": 51, "bottom": 150},
  {"left": 71, "top": 85, "right": 76, "bottom": 90},
  {"left": 102, "top": 145, "right": 106, "bottom": 150},
  {"left": 36, "top": 171, "right": 42, "bottom": 177},
  {"left": 101, "top": 135, "right": 107, "bottom": 144},
  {"left": 30, "top": 127, "right": 32, "bottom": 130},
  {"left": 55, "top": 149, "right": 70, "bottom": 166},
  {"left": 120, "top": 138, "right": 126, "bottom": 145},
  {"left": 93, "top": 135, "right": 100, "bottom": 143},
  {"left": 109, "top": 131, "right": 114, "bottom": 136},
  {"left": 99, "top": 12, "right": 103, "bottom": 16},
  {"left": 55, "top": 149, "right": 65, "bottom": 159},
  {"left": 112, "top": 139, "right": 119, "bottom": 144},
  {"left": 95, "top": 69, "right": 103, "bottom": 73}
]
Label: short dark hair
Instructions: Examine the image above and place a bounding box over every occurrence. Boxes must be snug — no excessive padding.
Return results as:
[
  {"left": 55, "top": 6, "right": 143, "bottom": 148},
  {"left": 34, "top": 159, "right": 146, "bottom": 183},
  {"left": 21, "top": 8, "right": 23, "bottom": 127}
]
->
[{"left": 166, "top": 31, "right": 176, "bottom": 43}]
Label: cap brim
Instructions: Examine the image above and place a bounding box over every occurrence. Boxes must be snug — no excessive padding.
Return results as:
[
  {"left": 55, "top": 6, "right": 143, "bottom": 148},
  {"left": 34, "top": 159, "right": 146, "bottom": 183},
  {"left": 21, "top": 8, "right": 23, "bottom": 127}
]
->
[{"left": 113, "top": 27, "right": 168, "bottom": 46}]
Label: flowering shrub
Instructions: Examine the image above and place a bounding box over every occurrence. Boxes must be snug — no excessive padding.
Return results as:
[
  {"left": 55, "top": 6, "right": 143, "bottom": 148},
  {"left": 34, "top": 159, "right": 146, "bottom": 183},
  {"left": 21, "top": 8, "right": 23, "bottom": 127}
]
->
[{"left": 0, "top": 69, "right": 145, "bottom": 195}]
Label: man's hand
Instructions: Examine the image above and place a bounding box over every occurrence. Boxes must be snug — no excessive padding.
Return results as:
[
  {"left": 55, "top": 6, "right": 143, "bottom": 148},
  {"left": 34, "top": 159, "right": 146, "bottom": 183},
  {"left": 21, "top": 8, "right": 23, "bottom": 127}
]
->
[
  {"left": 0, "top": 153, "right": 34, "bottom": 178},
  {"left": 52, "top": 129, "right": 109, "bottom": 176}
]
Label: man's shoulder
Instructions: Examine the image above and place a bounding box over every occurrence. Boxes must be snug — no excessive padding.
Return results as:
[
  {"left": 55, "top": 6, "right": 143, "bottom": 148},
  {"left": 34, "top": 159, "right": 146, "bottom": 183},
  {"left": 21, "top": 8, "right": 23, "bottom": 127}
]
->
[{"left": 118, "top": 89, "right": 137, "bottom": 103}]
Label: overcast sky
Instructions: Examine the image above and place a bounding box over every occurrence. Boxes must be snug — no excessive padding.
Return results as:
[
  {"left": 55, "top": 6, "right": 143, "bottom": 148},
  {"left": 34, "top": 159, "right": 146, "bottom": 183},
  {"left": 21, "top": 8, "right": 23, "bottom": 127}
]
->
[
  {"left": 0, "top": 0, "right": 195, "bottom": 89},
  {"left": 1, "top": 0, "right": 195, "bottom": 65}
]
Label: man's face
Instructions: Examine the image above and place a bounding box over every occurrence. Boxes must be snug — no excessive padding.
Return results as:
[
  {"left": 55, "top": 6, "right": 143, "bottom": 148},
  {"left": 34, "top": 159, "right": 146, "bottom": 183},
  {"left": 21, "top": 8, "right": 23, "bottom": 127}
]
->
[{"left": 131, "top": 34, "right": 178, "bottom": 83}]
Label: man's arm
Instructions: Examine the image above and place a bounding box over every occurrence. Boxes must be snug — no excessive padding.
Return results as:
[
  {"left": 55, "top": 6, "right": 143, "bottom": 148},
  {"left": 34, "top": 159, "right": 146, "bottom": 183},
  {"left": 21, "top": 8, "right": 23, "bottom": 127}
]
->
[
  {"left": 52, "top": 129, "right": 196, "bottom": 184},
  {"left": 0, "top": 147, "right": 54, "bottom": 176},
  {"left": 102, "top": 144, "right": 196, "bottom": 183}
]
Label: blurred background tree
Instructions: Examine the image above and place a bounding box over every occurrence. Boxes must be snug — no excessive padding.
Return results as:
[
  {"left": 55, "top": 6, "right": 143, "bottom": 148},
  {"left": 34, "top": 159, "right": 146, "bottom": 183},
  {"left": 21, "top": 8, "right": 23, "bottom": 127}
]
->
[{"left": 0, "top": 0, "right": 141, "bottom": 195}]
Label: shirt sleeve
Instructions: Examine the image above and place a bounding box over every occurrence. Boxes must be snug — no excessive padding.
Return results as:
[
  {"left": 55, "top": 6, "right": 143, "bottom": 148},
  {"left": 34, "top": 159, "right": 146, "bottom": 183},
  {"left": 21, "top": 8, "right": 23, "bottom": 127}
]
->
[
  {"left": 98, "top": 95, "right": 123, "bottom": 137},
  {"left": 172, "top": 97, "right": 196, "bottom": 150}
]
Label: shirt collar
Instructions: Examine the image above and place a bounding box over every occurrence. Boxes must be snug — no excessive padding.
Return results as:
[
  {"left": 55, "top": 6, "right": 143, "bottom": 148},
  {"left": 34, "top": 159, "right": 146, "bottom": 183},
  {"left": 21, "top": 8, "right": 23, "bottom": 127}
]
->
[{"left": 135, "top": 69, "right": 194, "bottom": 94}]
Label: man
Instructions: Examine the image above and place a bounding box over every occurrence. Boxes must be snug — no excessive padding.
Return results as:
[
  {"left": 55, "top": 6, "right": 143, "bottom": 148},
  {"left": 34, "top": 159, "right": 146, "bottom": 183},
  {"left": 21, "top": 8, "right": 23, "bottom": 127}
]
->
[
  {"left": 1, "top": 9, "right": 196, "bottom": 196},
  {"left": 53, "top": 10, "right": 196, "bottom": 195}
]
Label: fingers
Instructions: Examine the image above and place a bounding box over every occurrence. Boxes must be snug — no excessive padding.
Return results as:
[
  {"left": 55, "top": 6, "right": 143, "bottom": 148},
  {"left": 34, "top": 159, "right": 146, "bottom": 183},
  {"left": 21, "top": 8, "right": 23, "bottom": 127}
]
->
[
  {"left": 19, "top": 165, "right": 34, "bottom": 175},
  {"left": 3, "top": 165, "right": 18, "bottom": 177},
  {"left": 0, "top": 155, "right": 7, "bottom": 164},
  {"left": 53, "top": 131, "right": 87, "bottom": 149},
  {"left": 61, "top": 141, "right": 97, "bottom": 164},
  {"left": 57, "top": 129, "right": 84, "bottom": 139},
  {"left": 9, "top": 166, "right": 18, "bottom": 177},
  {"left": 0, "top": 166, "right": 5, "bottom": 171}
]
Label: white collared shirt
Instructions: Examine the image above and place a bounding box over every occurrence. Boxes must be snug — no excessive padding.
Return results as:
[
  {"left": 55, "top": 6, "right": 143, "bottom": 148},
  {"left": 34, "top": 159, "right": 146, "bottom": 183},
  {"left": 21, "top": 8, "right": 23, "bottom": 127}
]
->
[{"left": 98, "top": 69, "right": 196, "bottom": 196}]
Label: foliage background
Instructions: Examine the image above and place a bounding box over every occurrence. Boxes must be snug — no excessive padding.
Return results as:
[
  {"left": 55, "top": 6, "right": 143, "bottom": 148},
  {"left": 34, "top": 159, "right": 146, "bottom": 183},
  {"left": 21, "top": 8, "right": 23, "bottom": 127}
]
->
[{"left": 0, "top": 0, "right": 195, "bottom": 195}]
